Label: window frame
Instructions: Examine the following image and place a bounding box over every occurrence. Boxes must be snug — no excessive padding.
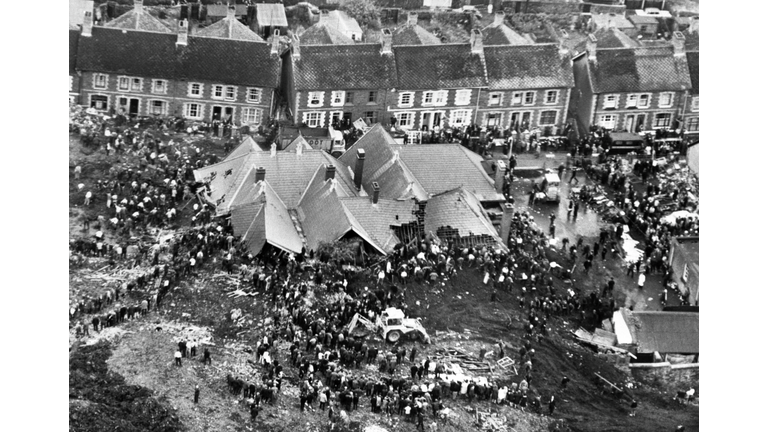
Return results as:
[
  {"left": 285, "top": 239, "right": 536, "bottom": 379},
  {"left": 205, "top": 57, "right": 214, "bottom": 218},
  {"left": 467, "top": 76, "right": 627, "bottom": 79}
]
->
[
  {"left": 330, "top": 90, "right": 345, "bottom": 107},
  {"left": 395, "top": 112, "right": 415, "bottom": 129},
  {"left": 511, "top": 92, "right": 523, "bottom": 105},
  {"left": 246, "top": 88, "right": 263, "bottom": 104},
  {"left": 212, "top": 85, "right": 224, "bottom": 100},
  {"left": 308, "top": 91, "right": 324, "bottom": 107},
  {"left": 598, "top": 114, "right": 617, "bottom": 130},
  {"left": 148, "top": 99, "right": 168, "bottom": 116},
  {"left": 368, "top": 91, "right": 377, "bottom": 103},
  {"left": 345, "top": 91, "right": 354, "bottom": 105},
  {"left": 652, "top": 112, "right": 673, "bottom": 129},
  {"left": 242, "top": 107, "right": 262, "bottom": 125},
  {"left": 151, "top": 79, "right": 167, "bottom": 95},
  {"left": 455, "top": 89, "right": 472, "bottom": 106},
  {"left": 523, "top": 91, "right": 536, "bottom": 106},
  {"left": 626, "top": 94, "right": 638, "bottom": 108},
  {"left": 398, "top": 92, "right": 415, "bottom": 108},
  {"left": 93, "top": 73, "right": 108, "bottom": 90},
  {"left": 690, "top": 96, "right": 699, "bottom": 112},
  {"left": 363, "top": 111, "right": 378, "bottom": 124},
  {"left": 303, "top": 111, "right": 325, "bottom": 128},
  {"left": 423, "top": 91, "right": 434, "bottom": 106},
  {"left": 603, "top": 94, "right": 618, "bottom": 109},
  {"left": 450, "top": 109, "right": 472, "bottom": 127},
  {"left": 117, "top": 76, "right": 130, "bottom": 92},
  {"left": 544, "top": 90, "right": 559, "bottom": 105},
  {"left": 539, "top": 110, "right": 558, "bottom": 126},
  {"left": 89, "top": 94, "right": 110, "bottom": 111},
  {"left": 638, "top": 93, "right": 651, "bottom": 108},
  {"left": 659, "top": 92, "right": 675, "bottom": 108},
  {"left": 130, "top": 77, "right": 143, "bottom": 92},
  {"left": 224, "top": 86, "right": 237, "bottom": 101},
  {"left": 685, "top": 116, "right": 699, "bottom": 132},
  {"left": 184, "top": 102, "right": 204, "bottom": 120},
  {"left": 188, "top": 82, "right": 204, "bottom": 98},
  {"left": 488, "top": 92, "right": 503, "bottom": 106}
]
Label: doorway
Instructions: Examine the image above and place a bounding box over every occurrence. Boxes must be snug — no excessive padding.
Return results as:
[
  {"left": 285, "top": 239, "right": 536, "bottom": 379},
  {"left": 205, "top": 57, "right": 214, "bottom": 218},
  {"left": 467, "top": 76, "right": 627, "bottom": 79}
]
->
[
  {"left": 420, "top": 111, "right": 443, "bottom": 131},
  {"left": 117, "top": 97, "right": 140, "bottom": 116},
  {"left": 212, "top": 106, "right": 234, "bottom": 122}
]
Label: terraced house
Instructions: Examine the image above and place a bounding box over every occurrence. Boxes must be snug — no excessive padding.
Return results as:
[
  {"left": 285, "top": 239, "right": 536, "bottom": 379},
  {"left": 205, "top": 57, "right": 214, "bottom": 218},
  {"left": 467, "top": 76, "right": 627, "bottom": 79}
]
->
[
  {"left": 571, "top": 32, "right": 692, "bottom": 134},
  {"left": 73, "top": 2, "right": 280, "bottom": 128}
]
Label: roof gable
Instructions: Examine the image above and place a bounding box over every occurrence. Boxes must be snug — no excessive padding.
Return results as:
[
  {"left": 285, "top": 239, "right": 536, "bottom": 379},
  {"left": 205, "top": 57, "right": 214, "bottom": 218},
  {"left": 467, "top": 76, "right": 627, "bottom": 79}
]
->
[
  {"left": 196, "top": 15, "right": 264, "bottom": 42},
  {"left": 393, "top": 44, "right": 487, "bottom": 89},
  {"left": 593, "top": 27, "right": 639, "bottom": 48},
  {"left": 293, "top": 44, "right": 396, "bottom": 90},
  {"left": 392, "top": 24, "right": 441, "bottom": 46},
  {"left": 299, "top": 23, "right": 355, "bottom": 45},
  {"left": 481, "top": 23, "right": 530, "bottom": 46},
  {"left": 424, "top": 187, "right": 504, "bottom": 248},
  {"left": 340, "top": 198, "right": 418, "bottom": 253},
  {"left": 104, "top": 9, "right": 173, "bottom": 33},
  {"left": 483, "top": 44, "right": 574, "bottom": 90}
]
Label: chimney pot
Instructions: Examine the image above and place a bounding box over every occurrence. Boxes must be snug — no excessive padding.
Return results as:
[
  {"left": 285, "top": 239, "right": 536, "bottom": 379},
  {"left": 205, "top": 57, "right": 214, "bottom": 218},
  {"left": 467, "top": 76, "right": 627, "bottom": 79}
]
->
[
  {"left": 227, "top": 4, "right": 236, "bottom": 19},
  {"left": 381, "top": 29, "right": 392, "bottom": 55},
  {"left": 270, "top": 143, "right": 277, "bottom": 156},
  {"left": 319, "top": 10, "right": 329, "bottom": 24},
  {"left": 292, "top": 34, "right": 301, "bottom": 60},
  {"left": 470, "top": 29, "right": 483, "bottom": 55},
  {"left": 500, "top": 203, "right": 515, "bottom": 246},
  {"left": 82, "top": 10, "right": 93, "bottom": 37},
  {"left": 671, "top": 31, "right": 685, "bottom": 56},
  {"left": 134, "top": 0, "right": 143, "bottom": 14},
  {"left": 587, "top": 33, "right": 597, "bottom": 61},
  {"left": 353, "top": 149, "right": 366, "bottom": 191},
  {"left": 494, "top": 12, "right": 505, "bottom": 27},
  {"left": 372, "top": 182, "right": 380, "bottom": 204},
  {"left": 325, "top": 164, "right": 336, "bottom": 181},
  {"left": 255, "top": 167, "right": 266, "bottom": 183},
  {"left": 407, "top": 13, "right": 418, "bottom": 27},
  {"left": 176, "top": 19, "right": 189, "bottom": 46},
  {"left": 271, "top": 29, "right": 280, "bottom": 55}
]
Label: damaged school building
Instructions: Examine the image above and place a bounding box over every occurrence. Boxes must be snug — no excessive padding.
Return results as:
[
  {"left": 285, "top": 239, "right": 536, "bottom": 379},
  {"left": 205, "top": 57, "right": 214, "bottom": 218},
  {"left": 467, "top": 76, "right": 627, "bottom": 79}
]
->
[{"left": 194, "top": 124, "right": 508, "bottom": 258}]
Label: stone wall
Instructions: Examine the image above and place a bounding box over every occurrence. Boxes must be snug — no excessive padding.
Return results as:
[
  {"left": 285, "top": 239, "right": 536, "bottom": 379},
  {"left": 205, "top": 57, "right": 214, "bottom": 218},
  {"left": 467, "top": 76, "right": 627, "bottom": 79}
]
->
[{"left": 629, "top": 362, "right": 699, "bottom": 391}]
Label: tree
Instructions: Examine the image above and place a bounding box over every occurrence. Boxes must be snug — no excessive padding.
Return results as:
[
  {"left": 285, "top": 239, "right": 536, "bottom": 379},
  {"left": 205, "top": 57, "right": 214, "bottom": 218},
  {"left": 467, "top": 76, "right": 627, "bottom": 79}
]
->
[{"left": 339, "top": 0, "right": 380, "bottom": 29}]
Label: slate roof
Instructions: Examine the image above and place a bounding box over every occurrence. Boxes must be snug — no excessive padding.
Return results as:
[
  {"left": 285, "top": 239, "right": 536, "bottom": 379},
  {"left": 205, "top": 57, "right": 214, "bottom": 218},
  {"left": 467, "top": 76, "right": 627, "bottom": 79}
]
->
[
  {"left": 70, "top": 29, "right": 80, "bottom": 74},
  {"left": 339, "top": 124, "right": 398, "bottom": 187},
  {"left": 588, "top": 46, "right": 692, "bottom": 93},
  {"left": 628, "top": 311, "right": 699, "bottom": 354},
  {"left": 231, "top": 201, "right": 267, "bottom": 254},
  {"left": 207, "top": 4, "right": 247, "bottom": 17},
  {"left": 223, "top": 136, "right": 260, "bottom": 162},
  {"left": 391, "top": 24, "right": 441, "bottom": 45},
  {"left": 593, "top": 27, "right": 639, "bottom": 48},
  {"left": 299, "top": 23, "right": 355, "bottom": 45},
  {"left": 481, "top": 23, "right": 530, "bottom": 46},
  {"left": 340, "top": 198, "right": 418, "bottom": 253},
  {"left": 196, "top": 14, "right": 264, "bottom": 42},
  {"left": 293, "top": 44, "right": 396, "bottom": 90},
  {"left": 686, "top": 51, "right": 699, "bottom": 94},
  {"left": 104, "top": 8, "right": 173, "bottom": 33},
  {"left": 393, "top": 44, "right": 487, "bottom": 89},
  {"left": 424, "top": 187, "right": 504, "bottom": 247},
  {"left": 483, "top": 44, "right": 574, "bottom": 90},
  {"left": 76, "top": 26, "right": 280, "bottom": 88},
  {"left": 256, "top": 3, "right": 288, "bottom": 27}
]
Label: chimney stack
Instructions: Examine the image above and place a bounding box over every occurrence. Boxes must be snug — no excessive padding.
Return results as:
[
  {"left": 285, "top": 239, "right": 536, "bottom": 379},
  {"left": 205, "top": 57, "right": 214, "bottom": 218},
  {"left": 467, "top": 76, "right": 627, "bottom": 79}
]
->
[
  {"left": 353, "top": 149, "right": 366, "bottom": 191},
  {"left": 586, "top": 33, "right": 597, "bottom": 61},
  {"left": 371, "top": 182, "right": 380, "bottom": 204},
  {"left": 500, "top": 203, "right": 515, "bottom": 246},
  {"left": 292, "top": 34, "right": 301, "bottom": 60},
  {"left": 470, "top": 29, "right": 483, "bottom": 55},
  {"left": 407, "top": 13, "right": 418, "bottom": 27},
  {"left": 493, "top": 11, "right": 505, "bottom": 27},
  {"left": 271, "top": 29, "right": 280, "bottom": 55},
  {"left": 296, "top": 141, "right": 303, "bottom": 156},
  {"left": 255, "top": 167, "right": 266, "bottom": 183},
  {"left": 134, "top": 0, "right": 143, "bottom": 14},
  {"left": 270, "top": 143, "right": 277, "bottom": 157},
  {"left": 176, "top": 19, "right": 189, "bottom": 46},
  {"left": 324, "top": 164, "right": 336, "bottom": 181},
  {"left": 381, "top": 29, "right": 392, "bottom": 55},
  {"left": 671, "top": 31, "right": 685, "bottom": 56},
  {"left": 82, "top": 10, "right": 93, "bottom": 37},
  {"left": 494, "top": 160, "right": 506, "bottom": 193},
  {"left": 227, "top": 3, "right": 236, "bottom": 19},
  {"left": 319, "top": 10, "right": 329, "bottom": 24}
]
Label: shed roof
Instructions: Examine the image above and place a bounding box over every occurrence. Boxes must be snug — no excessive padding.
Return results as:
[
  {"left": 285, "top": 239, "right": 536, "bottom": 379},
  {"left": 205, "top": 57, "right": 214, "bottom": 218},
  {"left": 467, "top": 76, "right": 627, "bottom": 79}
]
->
[
  {"left": 326, "top": 10, "right": 363, "bottom": 36},
  {"left": 256, "top": 3, "right": 288, "bottom": 27},
  {"left": 627, "top": 311, "right": 699, "bottom": 354}
]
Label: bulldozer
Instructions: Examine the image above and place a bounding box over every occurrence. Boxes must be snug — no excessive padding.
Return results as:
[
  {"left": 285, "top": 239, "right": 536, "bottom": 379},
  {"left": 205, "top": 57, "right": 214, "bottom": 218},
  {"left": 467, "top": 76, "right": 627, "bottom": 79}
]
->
[{"left": 346, "top": 307, "right": 430, "bottom": 344}]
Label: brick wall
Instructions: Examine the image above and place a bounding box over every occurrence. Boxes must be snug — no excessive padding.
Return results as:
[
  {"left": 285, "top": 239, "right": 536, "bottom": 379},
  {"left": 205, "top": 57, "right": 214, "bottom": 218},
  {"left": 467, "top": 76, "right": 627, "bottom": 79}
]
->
[
  {"left": 294, "top": 89, "right": 389, "bottom": 128},
  {"left": 592, "top": 90, "right": 687, "bottom": 131},
  {"left": 78, "top": 71, "right": 274, "bottom": 126},
  {"left": 476, "top": 87, "right": 570, "bottom": 132},
  {"left": 629, "top": 362, "right": 699, "bottom": 391}
]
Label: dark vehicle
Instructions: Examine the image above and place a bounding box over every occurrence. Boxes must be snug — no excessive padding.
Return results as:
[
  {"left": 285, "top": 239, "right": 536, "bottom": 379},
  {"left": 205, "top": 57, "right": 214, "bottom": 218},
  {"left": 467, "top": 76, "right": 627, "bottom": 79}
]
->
[{"left": 606, "top": 132, "right": 647, "bottom": 155}]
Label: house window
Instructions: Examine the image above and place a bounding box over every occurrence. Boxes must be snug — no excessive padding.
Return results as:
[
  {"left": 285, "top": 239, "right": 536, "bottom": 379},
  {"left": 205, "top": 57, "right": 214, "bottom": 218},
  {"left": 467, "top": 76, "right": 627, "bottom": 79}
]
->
[
  {"left": 330, "top": 111, "right": 343, "bottom": 126},
  {"left": 225, "top": 86, "right": 236, "bottom": 101},
  {"left": 398, "top": 92, "right": 415, "bottom": 107},
  {"left": 90, "top": 94, "right": 109, "bottom": 110},
  {"left": 544, "top": 90, "right": 558, "bottom": 104},
  {"left": 152, "top": 80, "right": 167, "bottom": 94},
  {"left": 659, "top": 92, "right": 674, "bottom": 108},
  {"left": 188, "top": 83, "right": 203, "bottom": 98},
  {"left": 242, "top": 107, "right": 262, "bottom": 125},
  {"left": 598, "top": 114, "right": 617, "bottom": 129},
  {"left": 539, "top": 110, "right": 557, "bottom": 126},
  {"left": 118, "top": 76, "right": 130, "bottom": 91},
  {"left": 682, "top": 263, "right": 689, "bottom": 282},
  {"left": 130, "top": 78, "right": 142, "bottom": 92},
  {"left": 396, "top": 112, "right": 414, "bottom": 129},
  {"left": 247, "top": 88, "right": 262, "bottom": 104},
  {"left": 626, "top": 94, "right": 638, "bottom": 108},
  {"left": 652, "top": 113, "right": 672, "bottom": 129},
  {"left": 511, "top": 92, "right": 522, "bottom": 105},
  {"left": 70, "top": 76, "right": 74, "bottom": 92},
  {"left": 363, "top": 111, "right": 378, "bottom": 124},
  {"left": 93, "top": 74, "right": 108, "bottom": 90},
  {"left": 450, "top": 109, "right": 471, "bottom": 126},
  {"left": 603, "top": 94, "right": 618, "bottom": 109},
  {"left": 331, "top": 91, "right": 345, "bottom": 107},
  {"left": 213, "top": 85, "right": 224, "bottom": 99},
  {"left": 184, "top": 103, "right": 203, "bottom": 119},
  {"left": 149, "top": 100, "right": 167, "bottom": 116},
  {"left": 345, "top": 92, "right": 354, "bottom": 104},
  {"left": 308, "top": 91, "right": 324, "bottom": 107},
  {"left": 638, "top": 94, "right": 650, "bottom": 108},
  {"left": 368, "top": 91, "right": 377, "bottom": 103},
  {"left": 523, "top": 91, "right": 535, "bottom": 106},
  {"left": 488, "top": 92, "right": 502, "bottom": 106},
  {"left": 424, "top": 91, "right": 434, "bottom": 105},
  {"left": 685, "top": 116, "right": 699, "bottom": 132},
  {"left": 303, "top": 111, "right": 324, "bottom": 128},
  {"left": 455, "top": 89, "right": 472, "bottom": 106},
  {"left": 486, "top": 112, "right": 501, "bottom": 127},
  {"left": 690, "top": 96, "right": 699, "bottom": 112}
]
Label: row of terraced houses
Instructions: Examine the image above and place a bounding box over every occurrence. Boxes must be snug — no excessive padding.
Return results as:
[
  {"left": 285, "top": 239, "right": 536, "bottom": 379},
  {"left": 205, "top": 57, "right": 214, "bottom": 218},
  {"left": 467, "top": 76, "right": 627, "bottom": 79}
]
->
[{"left": 69, "top": 2, "right": 699, "bottom": 137}]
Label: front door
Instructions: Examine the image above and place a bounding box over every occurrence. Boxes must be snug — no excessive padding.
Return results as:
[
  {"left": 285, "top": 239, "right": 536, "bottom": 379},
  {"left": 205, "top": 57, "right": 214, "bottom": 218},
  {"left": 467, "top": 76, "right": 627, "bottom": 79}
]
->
[
  {"left": 625, "top": 115, "right": 635, "bottom": 133},
  {"left": 510, "top": 112, "right": 520, "bottom": 130},
  {"left": 128, "top": 98, "right": 140, "bottom": 116},
  {"left": 635, "top": 114, "right": 646, "bottom": 132},
  {"left": 117, "top": 97, "right": 140, "bottom": 116},
  {"left": 222, "top": 107, "right": 234, "bottom": 125},
  {"left": 212, "top": 106, "right": 222, "bottom": 122}
]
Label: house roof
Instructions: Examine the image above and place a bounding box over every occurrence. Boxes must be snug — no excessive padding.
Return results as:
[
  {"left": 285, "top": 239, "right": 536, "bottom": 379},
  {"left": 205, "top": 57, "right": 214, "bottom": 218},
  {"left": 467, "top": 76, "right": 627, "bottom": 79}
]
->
[
  {"left": 588, "top": 46, "right": 692, "bottom": 93},
  {"left": 230, "top": 180, "right": 304, "bottom": 254},
  {"left": 207, "top": 4, "right": 247, "bottom": 17},
  {"left": 103, "top": 7, "right": 173, "bottom": 33},
  {"left": 292, "top": 44, "right": 396, "bottom": 90},
  {"left": 628, "top": 15, "right": 660, "bottom": 25},
  {"left": 627, "top": 311, "right": 699, "bottom": 354},
  {"left": 424, "top": 187, "right": 504, "bottom": 246},
  {"left": 299, "top": 23, "right": 355, "bottom": 45},
  {"left": 686, "top": 51, "right": 699, "bottom": 94},
  {"left": 76, "top": 26, "right": 280, "bottom": 88},
  {"left": 339, "top": 124, "right": 398, "bottom": 187},
  {"left": 590, "top": 13, "right": 635, "bottom": 30},
  {"left": 283, "top": 135, "right": 313, "bottom": 152},
  {"left": 223, "top": 136, "right": 260, "bottom": 162},
  {"left": 593, "top": 27, "right": 639, "bottom": 48},
  {"left": 70, "top": 29, "right": 80, "bottom": 74},
  {"left": 196, "top": 14, "right": 264, "bottom": 42},
  {"left": 326, "top": 10, "right": 363, "bottom": 36},
  {"left": 255, "top": 3, "right": 288, "bottom": 27},
  {"left": 483, "top": 44, "right": 574, "bottom": 90},
  {"left": 393, "top": 44, "right": 487, "bottom": 89},
  {"left": 391, "top": 24, "right": 442, "bottom": 45},
  {"left": 340, "top": 197, "right": 418, "bottom": 253},
  {"left": 481, "top": 22, "right": 530, "bottom": 46}
]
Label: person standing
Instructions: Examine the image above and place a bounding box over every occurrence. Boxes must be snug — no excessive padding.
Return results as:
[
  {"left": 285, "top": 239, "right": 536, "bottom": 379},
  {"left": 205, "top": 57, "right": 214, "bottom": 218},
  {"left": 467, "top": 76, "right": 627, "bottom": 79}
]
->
[
  {"left": 573, "top": 201, "right": 580, "bottom": 221},
  {"left": 174, "top": 349, "right": 182, "bottom": 367},
  {"left": 630, "top": 399, "right": 638, "bottom": 417},
  {"left": 638, "top": 273, "right": 645, "bottom": 290},
  {"left": 549, "top": 396, "right": 556, "bottom": 415},
  {"left": 194, "top": 385, "right": 200, "bottom": 404}
]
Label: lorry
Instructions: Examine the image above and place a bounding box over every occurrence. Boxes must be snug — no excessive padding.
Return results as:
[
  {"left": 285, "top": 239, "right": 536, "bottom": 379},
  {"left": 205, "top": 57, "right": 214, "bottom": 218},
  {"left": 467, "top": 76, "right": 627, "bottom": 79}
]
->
[{"left": 346, "top": 307, "right": 430, "bottom": 344}]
